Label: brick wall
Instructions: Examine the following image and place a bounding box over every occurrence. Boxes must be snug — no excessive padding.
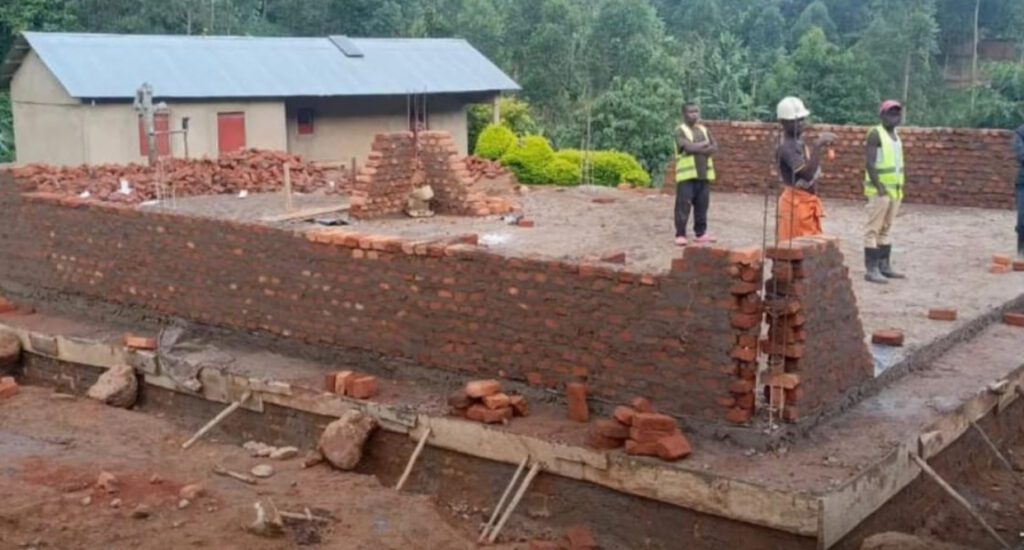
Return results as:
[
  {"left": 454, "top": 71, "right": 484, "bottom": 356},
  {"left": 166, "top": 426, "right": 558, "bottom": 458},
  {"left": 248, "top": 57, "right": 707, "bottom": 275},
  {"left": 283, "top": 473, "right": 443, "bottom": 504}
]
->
[
  {"left": 345, "top": 131, "right": 518, "bottom": 219},
  {"left": 0, "top": 174, "right": 873, "bottom": 430},
  {"left": 665, "top": 121, "right": 1019, "bottom": 210}
]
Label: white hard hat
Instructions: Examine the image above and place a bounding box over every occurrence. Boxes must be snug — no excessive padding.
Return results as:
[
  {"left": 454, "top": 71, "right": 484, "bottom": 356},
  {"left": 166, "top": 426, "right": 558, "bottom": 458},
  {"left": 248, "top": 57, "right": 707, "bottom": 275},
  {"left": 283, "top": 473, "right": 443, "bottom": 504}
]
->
[{"left": 777, "top": 97, "right": 810, "bottom": 120}]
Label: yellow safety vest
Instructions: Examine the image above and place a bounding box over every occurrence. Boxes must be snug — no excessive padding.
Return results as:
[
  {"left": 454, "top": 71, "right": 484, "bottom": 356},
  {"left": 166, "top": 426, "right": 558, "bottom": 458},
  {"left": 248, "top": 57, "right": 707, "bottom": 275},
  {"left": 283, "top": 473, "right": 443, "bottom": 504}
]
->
[
  {"left": 675, "top": 124, "right": 716, "bottom": 183},
  {"left": 864, "top": 125, "right": 904, "bottom": 200}
]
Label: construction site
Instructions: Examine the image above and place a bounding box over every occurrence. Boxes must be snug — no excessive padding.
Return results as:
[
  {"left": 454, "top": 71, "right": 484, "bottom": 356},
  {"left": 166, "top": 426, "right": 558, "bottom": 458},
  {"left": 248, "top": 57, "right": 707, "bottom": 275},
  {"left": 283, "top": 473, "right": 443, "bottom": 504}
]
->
[{"left": 0, "top": 106, "right": 1023, "bottom": 550}]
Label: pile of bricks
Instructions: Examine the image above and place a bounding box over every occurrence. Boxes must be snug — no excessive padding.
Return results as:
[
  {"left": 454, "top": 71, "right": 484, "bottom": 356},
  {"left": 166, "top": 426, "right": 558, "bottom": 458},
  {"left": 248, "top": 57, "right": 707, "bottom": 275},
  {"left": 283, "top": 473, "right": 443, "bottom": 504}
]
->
[
  {"left": 762, "top": 237, "right": 873, "bottom": 423},
  {"left": 323, "top": 371, "right": 379, "bottom": 400},
  {"left": 589, "top": 397, "right": 692, "bottom": 461},
  {"left": 990, "top": 254, "right": 1023, "bottom": 274},
  {"left": 462, "top": 155, "right": 510, "bottom": 182},
  {"left": 6, "top": 150, "right": 330, "bottom": 204},
  {"left": 665, "top": 121, "right": 1019, "bottom": 210},
  {"left": 448, "top": 379, "right": 527, "bottom": 424},
  {"left": 343, "top": 131, "right": 519, "bottom": 220}
]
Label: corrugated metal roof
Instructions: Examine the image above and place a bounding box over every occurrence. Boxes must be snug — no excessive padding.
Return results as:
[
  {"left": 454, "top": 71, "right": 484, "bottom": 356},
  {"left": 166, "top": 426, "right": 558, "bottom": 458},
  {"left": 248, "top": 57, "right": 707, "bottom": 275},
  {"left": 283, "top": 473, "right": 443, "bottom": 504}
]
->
[{"left": 9, "top": 32, "right": 519, "bottom": 99}]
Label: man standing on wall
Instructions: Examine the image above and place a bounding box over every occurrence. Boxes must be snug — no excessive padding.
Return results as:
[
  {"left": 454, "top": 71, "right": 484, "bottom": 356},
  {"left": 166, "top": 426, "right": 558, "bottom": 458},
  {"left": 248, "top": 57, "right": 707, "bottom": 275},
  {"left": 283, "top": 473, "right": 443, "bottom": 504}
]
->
[
  {"left": 775, "top": 97, "right": 836, "bottom": 241},
  {"left": 1014, "top": 122, "right": 1024, "bottom": 258},
  {"left": 674, "top": 102, "right": 718, "bottom": 246},
  {"left": 863, "top": 101, "right": 907, "bottom": 284}
]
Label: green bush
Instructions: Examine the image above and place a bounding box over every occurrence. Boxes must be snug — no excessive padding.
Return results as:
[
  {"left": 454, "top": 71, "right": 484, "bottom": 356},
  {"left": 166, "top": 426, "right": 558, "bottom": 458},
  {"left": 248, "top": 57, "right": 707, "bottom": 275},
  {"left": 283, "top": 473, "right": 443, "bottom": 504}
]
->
[
  {"left": 468, "top": 97, "right": 539, "bottom": 151},
  {"left": 542, "top": 157, "right": 582, "bottom": 186},
  {"left": 553, "top": 149, "right": 584, "bottom": 165},
  {"left": 499, "top": 135, "right": 554, "bottom": 184},
  {"left": 474, "top": 124, "right": 517, "bottom": 160},
  {"left": 590, "top": 151, "right": 651, "bottom": 187}
]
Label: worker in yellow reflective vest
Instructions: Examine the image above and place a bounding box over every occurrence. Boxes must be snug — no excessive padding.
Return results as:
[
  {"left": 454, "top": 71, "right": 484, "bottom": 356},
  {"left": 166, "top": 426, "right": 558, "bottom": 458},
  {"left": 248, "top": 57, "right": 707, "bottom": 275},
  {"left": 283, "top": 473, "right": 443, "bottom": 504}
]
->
[
  {"left": 863, "top": 100, "right": 907, "bottom": 284},
  {"left": 673, "top": 102, "right": 718, "bottom": 246}
]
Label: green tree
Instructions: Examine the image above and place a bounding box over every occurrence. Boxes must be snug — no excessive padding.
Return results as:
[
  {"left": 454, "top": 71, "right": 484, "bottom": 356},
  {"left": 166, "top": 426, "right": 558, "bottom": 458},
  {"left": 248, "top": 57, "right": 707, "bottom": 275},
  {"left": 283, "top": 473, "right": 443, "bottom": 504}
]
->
[{"left": 791, "top": 1, "right": 837, "bottom": 47}]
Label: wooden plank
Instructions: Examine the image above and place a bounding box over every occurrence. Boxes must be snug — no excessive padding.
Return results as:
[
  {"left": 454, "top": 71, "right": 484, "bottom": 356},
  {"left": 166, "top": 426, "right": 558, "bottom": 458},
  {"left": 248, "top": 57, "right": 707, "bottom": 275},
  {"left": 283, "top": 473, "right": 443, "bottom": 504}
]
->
[{"left": 260, "top": 204, "right": 350, "bottom": 223}]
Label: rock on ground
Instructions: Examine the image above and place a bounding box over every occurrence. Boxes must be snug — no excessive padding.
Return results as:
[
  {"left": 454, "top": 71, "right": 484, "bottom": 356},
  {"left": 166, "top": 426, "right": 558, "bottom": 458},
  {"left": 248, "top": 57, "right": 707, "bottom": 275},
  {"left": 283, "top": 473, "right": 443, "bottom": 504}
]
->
[
  {"left": 0, "top": 331, "right": 20, "bottom": 368},
  {"left": 317, "top": 410, "right": 378, "bottom": 470},
  {"left": 860, "top": 532, "right": 975, "bottom": 550},
  {"left": 86, "top": 364, "right": 138, "bottom": 408}
]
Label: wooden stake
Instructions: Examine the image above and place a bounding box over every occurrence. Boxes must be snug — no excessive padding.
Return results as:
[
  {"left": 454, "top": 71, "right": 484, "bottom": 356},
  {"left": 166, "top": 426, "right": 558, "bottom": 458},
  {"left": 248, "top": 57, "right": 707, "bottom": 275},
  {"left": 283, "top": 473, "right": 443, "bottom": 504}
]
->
[
  {"left": 970, "top": 420, "right": 1018, "bottom": 476},
  {"left": 479, "top": 456, "right": 528, "bottom": 543},
  {"left": 487, "top": 462, "right": 541, "bottom": 544},
  {"left": 212, "top": 465, "right": 258, "bottom": 485},
  {"left": 283, "top": 163, "right": 294, "bottom": 212},
  {"left": 182, "top": 391, "right": 251, "bottom": 449},
  {"left": 394, "top": 427, "right": 432, "bottom": 491},
  {"left": 908, "top": 452, "right": 1010, "bottom": 549}
]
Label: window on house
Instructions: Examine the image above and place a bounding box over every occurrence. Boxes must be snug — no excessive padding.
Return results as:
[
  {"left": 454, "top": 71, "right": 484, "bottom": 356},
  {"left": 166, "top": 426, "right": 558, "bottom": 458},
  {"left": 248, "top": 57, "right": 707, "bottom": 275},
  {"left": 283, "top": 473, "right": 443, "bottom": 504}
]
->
[
  {"left": 297, "top": 108, "right": 315, "bottom": 135},
  {"left": 138, "top": 113, "right": 171, "bottom": 157}
]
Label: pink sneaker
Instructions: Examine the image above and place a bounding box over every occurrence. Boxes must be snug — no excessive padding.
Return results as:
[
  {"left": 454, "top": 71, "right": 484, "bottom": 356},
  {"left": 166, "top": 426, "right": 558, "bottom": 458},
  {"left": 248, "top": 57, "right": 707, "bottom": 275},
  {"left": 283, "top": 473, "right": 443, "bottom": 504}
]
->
[
  {"left": 695, "top": 233, "right": 716, "bottom": 243},
  {"left": 674, "top": 236, "right": 688, "bottom": 246}
]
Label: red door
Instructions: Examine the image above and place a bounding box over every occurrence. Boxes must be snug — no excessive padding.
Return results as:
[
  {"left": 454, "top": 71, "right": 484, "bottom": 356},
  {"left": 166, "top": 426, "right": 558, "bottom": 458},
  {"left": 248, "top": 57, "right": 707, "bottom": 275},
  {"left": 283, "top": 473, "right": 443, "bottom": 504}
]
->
[
  {"left": 138, "top": 113, "right": 171, "bottom": 157},
  {"left": 217, "top": 112, "right": 246, "bottom": 155}
]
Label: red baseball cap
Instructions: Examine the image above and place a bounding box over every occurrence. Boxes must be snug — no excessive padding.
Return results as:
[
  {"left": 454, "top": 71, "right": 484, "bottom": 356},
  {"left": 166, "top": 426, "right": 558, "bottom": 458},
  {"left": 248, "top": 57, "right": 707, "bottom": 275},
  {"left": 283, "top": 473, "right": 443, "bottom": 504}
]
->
[{"left": 879, "top": 100, "right": 903, "bottom": 114}]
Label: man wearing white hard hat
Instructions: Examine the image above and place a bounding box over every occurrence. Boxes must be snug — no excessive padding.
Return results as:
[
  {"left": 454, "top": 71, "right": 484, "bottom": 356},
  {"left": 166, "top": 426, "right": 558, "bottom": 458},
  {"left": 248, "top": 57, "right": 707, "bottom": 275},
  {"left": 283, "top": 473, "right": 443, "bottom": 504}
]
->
[
  {"left": 774, "top": 97, "right": 837, "bottom": 241},
  {"left": 863, "top": 100, "right": 907, "bottom": 284}
]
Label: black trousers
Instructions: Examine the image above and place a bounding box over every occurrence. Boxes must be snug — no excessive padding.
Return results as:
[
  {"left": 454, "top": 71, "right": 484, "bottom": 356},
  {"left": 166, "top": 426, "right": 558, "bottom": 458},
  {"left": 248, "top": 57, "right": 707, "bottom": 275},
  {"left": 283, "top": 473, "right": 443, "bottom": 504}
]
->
[{"left": 674, "top": 179, "right": 710, "bottom": 237}]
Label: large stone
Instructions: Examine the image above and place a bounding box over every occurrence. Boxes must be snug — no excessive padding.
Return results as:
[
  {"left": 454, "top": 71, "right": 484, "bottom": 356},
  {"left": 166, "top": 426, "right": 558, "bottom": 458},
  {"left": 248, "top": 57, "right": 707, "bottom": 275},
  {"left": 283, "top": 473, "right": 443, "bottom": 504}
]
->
[
  {"left": 86, "top": 364, "right": 138, "bottom": 408},
  {"left": 0, "top": 331, "right": 20, "bottom": 369},
  {"left": 317, "top": 410, "right": 378, "bottom": 470}
]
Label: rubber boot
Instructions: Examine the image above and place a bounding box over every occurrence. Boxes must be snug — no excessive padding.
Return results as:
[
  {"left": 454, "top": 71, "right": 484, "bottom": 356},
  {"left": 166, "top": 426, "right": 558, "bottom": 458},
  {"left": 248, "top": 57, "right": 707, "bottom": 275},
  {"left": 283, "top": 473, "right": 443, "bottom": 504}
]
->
[
  {"left": 864, "top": 248, "right": 888, "bottom": 284},
  {"left": 878, "top": 244, "right": 906, "bottom": 279}
]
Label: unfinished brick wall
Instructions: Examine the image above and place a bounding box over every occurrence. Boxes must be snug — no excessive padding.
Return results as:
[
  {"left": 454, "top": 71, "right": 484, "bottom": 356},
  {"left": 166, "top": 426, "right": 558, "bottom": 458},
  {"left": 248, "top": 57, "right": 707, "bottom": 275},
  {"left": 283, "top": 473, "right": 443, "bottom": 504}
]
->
[
  {"left": 665, "top": 121, "right": 1019, "bottom": 210},
  {"left": 762, "top": 237, "right": 874, "bottom": 424},
  {"left": 344, "top": 131, "right": 518, "bottom": 219}
]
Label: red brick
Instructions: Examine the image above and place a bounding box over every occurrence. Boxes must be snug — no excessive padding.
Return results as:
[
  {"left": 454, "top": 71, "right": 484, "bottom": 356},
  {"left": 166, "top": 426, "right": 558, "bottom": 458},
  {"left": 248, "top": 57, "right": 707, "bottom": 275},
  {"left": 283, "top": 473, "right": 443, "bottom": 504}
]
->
[
  {"left": 323, "top": 372, "right": 337, "bottom": 392},
  {"left": 735, "top": 392, "right": 755, "bottom": 410},
  {"left": 992, "top": 254, "right": 1013, "bottom": 266},
  {"left": 333, "top": 370, "right": 355, "bottom": 395},
  {"left": 629, "top": 426, "right": 677, "bottom": 443},
  {"left": 871, "top": 330, "right": 905, "bottom": 347},
  {"left": 123, "top": 333, "right": 157, "bottom": 350},
  {"left": 508, "top": 394, "right": 529, "bottom": 416},
  {"left": 767, "top": 246, "right": 804, "bottom": 261},
  {"left": 517, "top": 219, "right": 535, "bottom": 228},
  {"left": 624, "top": 439, "right": 660, "bottom": 456},
  {"left": 466, "top": 404, "right": 513, "bottom": 424},
  {"left": 927, "top": 308, "right": 957, "bottom": 321},
  {"left": 465, "top": 379, "right": 502, "bottom": 398},
  {"left": 731, "top": 346, "right": 757, "bottom": 362},
  {"left": 525, "top": 372, "right": 544, "bottom": 387},
  {"left": 990, "top": 263, "right": 1011, "bottom": 274},
  {"left": 348, "top": 375, "right": 378, "bottom": 399},
  {"left": 594, "top": 419, "right": 630, "bottom": 440},
  {"left": 725, "top": 407, "right": 752, "bottom": 424},
  {"left": 0, "top": 376, "right": 19, "bottom": 399},
  {"left": 767, "top": 373, "right": 801, "bottom": 389},
  {"left": 567, "top": 382, "right": 589, "bottom": 422},
  {"left": 629, "top": 397, "right": 654, "bottom": 413},
  {"left": 655, "top": 433, "right": 692, "bottom": 461},
  {"left": 730, "top": 313, "right": 761, "bottom": 330},
  {"left": 565, "top": 525, "right": 598, "bottom": 549},
  {"left": 729, "top": 282, "right": 759, "bottom": 295},
  {"left": 785, "top": 387, "right": 804, "bottom": 405},
  {"left": 728, "top": 247, "right": 762, "bottom": 265},
  {"left": 483, "top": 392, "right": 511, "bottom": 410},
  {"left": 599, "top": 250, "right": 626, "bottom": 264},
  {"left": 612, "top": 406, "right": 636, "bottom": 426},
  {"left": 588, "top": 432, "right": 625, "bottom": 450},
  {"left": 446, "top": 388, "right": 472, "bottom": 410},
  {"left": 782, "top": 406, "right": 800, "bottom": 422},
  {"left": 728, "top": 379, "right": 754, "bottom": 395},
  {"left": 631, "top": 412, "right": 677, "bottom": 432},
  {"left": 1004, "top": 312, "right": 1024, "bottom": 327},
  {"left": 1013, "top": 260, "right": 1024, "bottom": 272}
]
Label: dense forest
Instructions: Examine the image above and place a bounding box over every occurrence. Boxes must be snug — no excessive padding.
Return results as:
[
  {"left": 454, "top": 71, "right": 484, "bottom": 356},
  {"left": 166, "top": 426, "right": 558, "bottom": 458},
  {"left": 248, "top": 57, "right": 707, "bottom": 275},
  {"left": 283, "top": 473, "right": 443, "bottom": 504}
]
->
[{"left": 2, "top": 0, "right": 1024, "bottom": 173}]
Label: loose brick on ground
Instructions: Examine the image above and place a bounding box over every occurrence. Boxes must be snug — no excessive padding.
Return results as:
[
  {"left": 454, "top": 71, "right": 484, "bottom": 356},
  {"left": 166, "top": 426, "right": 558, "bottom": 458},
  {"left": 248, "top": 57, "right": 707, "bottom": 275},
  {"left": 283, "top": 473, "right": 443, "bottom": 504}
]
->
[
  {"left": 518, "top": 219, "right": 535, "bottom": 228},
  {"left": 482, "top": 392, "right": 510, "bottom": 410},
  {"left": 587, "top": 432, "right": 624, "bottom": 450},
  {"left": 1013, "top": 260, "right": 1024, "bottom": 272},
  {"left": 872, "top": 330, "right": 905, "bottom": 347},
  {"left": 655, "top": 433, "right": 692, "bottom": 461},
  {"left": 466, "top": 404, "right": 512, "bottom": 424},
  {"left": 0, "top": 376, "right": 18, "bottom": 399},
  {"left": 123, "top": 334, "right": 157, "bottom": 350},
  {"left": 927, "top": 308, "right": 958, "bottom": 321},
  {"left": 348, "top": 376, "right": 378, "bottom": 399},
  {"left": 992, "top": 254, "right": 1013, "bottom": 266},
  {"left": 508, "top": 394, "right": 529, "bottom": 416},
  {"left": 333, "top": 371, "right": 355, "bottom": 395},
  {"left": 594, "top": 419, "right": 630, "bottom": 440},
  {"left": 566, "top": 382, "right": 589, "bottom": 423},
  {"left": 565, "top": 525, "right": 598, "bottom": 549},
  {"left": 446, "top": 388, "right": 473, "bottom": 410},
  {"left": 465, "top": 379, "right": 501, "bottom": 398},
  {"left": 990, "top": 264, "right": 1011, "bottom": 274},
  {"left": 1004, "top": 312, "right": 1024, "bottom": 327},
  {"left": 629, "top": 426, "right": 677, "bottom": 444},
  {"left": 624, "top": 439, "right": 660, "bottom": 456},
  {"left": 612, "top": 405, "right": 636, "bottom": 426},
  {"left": 629, "top": 397, "right": 654, "bottom": 413},
  {"left": 631, "top": 413, "right": 677, "bottom": 432}
]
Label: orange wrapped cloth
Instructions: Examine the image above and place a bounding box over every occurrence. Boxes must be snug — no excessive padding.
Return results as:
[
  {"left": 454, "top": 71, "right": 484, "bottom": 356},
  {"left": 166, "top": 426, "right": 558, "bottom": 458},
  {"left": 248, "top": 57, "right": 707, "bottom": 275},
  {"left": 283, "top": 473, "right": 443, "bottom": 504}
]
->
[{"left": 777, "top": 186, "right": 824, "bottom": 241}]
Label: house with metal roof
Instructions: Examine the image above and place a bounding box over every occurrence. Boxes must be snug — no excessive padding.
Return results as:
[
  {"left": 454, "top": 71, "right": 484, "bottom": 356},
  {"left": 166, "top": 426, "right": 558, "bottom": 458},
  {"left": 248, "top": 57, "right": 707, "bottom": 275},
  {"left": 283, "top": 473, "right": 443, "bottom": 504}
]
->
[{"left": 1, "top": 32, "right": 519, "bottom": 166}]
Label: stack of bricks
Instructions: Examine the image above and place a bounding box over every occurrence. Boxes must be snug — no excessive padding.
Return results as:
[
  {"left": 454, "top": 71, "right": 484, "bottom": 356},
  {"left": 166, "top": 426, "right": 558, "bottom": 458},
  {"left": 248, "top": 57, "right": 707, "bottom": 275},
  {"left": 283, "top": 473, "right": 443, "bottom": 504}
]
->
[
  {"left": 447, "top": 379, "right": 527, "bottom": 424},
  {"left": 722, "top": 247, "right": 764, "bottom": 425},
  {"left": 342, "top": 131, "right": 519, "bottom": 220},
  {"left": 323, "top": 370, "right": 379, "bottom": 400},
  {"left": 664, "top": 121, "right": 1018, "bottom": 210},
  {"left": 762, "top": 237, "right": 873, "bottom": 423},
  {"left": 589, "top": 398, "right": 692, "bottom": 461}
]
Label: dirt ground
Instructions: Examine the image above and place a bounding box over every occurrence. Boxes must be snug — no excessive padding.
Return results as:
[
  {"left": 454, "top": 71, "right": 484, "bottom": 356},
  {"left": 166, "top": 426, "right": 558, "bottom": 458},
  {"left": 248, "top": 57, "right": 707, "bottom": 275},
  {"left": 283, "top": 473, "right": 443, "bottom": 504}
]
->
[{"left": 0, "top": 387, "right": 523, "bottom": 550}]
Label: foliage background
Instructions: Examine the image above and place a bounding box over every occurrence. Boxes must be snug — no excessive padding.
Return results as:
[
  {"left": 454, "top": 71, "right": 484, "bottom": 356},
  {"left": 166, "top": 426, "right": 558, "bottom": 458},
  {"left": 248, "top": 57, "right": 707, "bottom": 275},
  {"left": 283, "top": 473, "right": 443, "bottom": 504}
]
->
[{"left": 2, "top": 0, "right": 1024, "bottom": 173}]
